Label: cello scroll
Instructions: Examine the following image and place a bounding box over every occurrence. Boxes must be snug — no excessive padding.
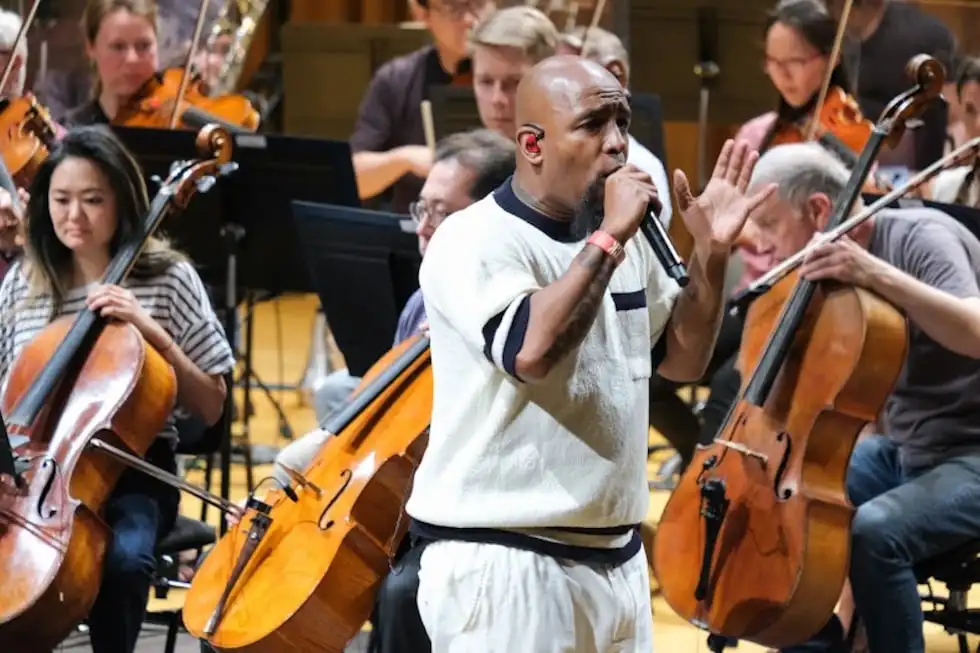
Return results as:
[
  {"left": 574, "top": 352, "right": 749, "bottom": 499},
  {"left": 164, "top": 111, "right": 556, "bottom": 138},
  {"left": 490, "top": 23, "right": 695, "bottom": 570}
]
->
[{"left": 878, "top": 54, "right": 946, "bottom": 149}]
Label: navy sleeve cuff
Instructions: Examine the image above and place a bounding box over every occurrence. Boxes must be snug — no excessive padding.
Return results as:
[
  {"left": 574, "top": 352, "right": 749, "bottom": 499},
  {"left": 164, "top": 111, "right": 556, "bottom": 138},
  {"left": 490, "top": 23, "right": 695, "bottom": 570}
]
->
[{"left": 481, "top": 295, "right": 532, "bottom": 382}]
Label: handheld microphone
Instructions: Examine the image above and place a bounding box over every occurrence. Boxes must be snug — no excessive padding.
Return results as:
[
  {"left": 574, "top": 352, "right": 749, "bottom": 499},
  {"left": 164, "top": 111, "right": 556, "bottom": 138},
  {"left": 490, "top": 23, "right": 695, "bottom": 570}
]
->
[{"left": 640, "top": 205, "right": 689, "bottom": 286}]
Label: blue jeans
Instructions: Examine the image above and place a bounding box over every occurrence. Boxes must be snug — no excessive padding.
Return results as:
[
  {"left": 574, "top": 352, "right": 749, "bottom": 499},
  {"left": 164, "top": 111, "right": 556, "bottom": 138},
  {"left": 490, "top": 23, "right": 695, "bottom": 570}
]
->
[
  {"left": 782, "top": 435, "right": 980, "bottom": 653},
  {"left": 87, "top": 442, "right": 179, "bottom": 653}
]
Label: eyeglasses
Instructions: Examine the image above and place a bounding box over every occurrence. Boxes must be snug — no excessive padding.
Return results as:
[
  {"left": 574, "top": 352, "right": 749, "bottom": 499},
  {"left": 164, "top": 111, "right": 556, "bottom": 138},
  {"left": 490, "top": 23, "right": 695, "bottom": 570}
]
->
[
  {"left": 429, "top": 0, "right": 493, "bottom": 20},
  {"left": 762, "top": 54, "right": 821, "bottom": 76},
  {"left": 409, "top": 200, "right": 449, "bottom": 228}
]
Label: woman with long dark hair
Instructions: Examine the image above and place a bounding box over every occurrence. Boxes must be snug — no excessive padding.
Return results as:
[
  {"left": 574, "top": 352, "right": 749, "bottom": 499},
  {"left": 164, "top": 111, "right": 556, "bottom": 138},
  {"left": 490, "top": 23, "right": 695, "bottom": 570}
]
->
[{"left": 0, "top": 125, "right": 235, "bottom": 653}]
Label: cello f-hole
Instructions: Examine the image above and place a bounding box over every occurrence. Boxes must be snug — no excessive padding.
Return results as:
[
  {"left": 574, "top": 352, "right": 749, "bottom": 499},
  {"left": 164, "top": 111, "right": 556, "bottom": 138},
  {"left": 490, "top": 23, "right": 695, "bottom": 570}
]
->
[
  {"left": 35, "top": 458, "right": 59, "bottom": 520},
  {"left": 772, "top": 431, "right": 794, "bottom": 501},
  {"left": 317, "top": 469, "right": 353, "bottom": 530}
]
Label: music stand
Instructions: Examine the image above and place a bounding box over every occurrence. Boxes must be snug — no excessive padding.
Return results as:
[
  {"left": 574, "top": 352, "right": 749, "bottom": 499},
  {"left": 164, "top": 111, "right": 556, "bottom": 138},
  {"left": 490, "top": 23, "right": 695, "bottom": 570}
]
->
[
  {"left": 290, "top": 201, "right": 421, "bottom": 378},
  {"left": 113, "top": 127, "right": 359, "bottom": 531},
  {"left": 427, "top": 86, "right": 667, "bottom": 167},
  {"left": 629, "top": 92, "right": 668, "bottom": 166},
  {"left": 428, "top": 86, "right": 483, "bottom": 141}
]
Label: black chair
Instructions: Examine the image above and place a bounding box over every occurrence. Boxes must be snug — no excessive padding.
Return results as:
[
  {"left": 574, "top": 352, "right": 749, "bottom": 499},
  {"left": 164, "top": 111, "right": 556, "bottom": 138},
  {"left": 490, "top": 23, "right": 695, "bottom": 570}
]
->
[
  {"left": 916, "top": 540, "right": 980, "bottom": 653},
  {"left": 145, "top": 515, "right": 217, "bottom": 653},
  {"left": 142, "top": 380, "right": 234, "bottom": 652}
]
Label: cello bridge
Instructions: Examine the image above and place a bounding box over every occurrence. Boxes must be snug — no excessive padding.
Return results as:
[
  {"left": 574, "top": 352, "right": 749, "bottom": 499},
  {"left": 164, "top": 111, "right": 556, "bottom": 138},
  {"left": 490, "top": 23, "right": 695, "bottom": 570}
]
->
[{"left": 712, "top": 438, "right": 768, "bottom": 466}]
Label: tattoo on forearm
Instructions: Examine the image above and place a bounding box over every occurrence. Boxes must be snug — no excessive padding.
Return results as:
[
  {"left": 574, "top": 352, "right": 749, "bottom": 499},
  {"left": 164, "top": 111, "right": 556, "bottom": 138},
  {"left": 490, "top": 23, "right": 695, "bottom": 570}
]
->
[{"left": 541, "top": 245, "right": 617, "bottom": 367}]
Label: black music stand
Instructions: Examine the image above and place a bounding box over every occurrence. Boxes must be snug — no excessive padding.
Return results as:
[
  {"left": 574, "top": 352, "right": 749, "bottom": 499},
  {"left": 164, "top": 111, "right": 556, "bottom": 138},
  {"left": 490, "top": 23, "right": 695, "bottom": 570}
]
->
[
  {"left": 112, "top": 127, "right": 359, "bottom": 527},
  {"left": 428, "top": 86, "right": 483, "bottom": 141},
  {"left": 289, "top": 201, "right": 421, "bottom": 378},
  {"left": 428, "top": 86, "right": 667, "bottom": 165},
  {"left": 629, "top": 92, "right": 668, "bottom": 166}
]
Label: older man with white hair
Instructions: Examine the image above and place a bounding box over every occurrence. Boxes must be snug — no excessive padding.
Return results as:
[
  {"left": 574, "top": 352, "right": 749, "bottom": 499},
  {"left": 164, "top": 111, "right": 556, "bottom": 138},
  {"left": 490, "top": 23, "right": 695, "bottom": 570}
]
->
[{"left": 744, "top": 142, "right": 980, "bottom": 653}]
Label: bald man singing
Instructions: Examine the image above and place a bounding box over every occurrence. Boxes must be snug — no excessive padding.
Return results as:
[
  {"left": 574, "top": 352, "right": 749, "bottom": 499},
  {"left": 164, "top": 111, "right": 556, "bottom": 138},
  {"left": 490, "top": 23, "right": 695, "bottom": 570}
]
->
[{"left": 403, "top": 56, "right": 775, "bottom": 652}]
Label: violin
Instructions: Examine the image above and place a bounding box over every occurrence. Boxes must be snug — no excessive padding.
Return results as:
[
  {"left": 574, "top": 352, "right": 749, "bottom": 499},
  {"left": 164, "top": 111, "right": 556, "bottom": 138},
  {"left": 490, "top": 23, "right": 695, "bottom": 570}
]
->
[
  {"left": 652, "top": 55, "right": 943, "bottom": 649},
  {"left": 0, "top": 95, "right": 59, "bottom": 188},
  {"left": 0, "top": 124, "right": 236, "bottom": 652},
  {"left": 183, "top": 334, "right": 433, "bottom": 652},
  {"left": 770, "top": 86, "right": 873, "bottom": 163},
  {"left": 114, "top": 68, "right": 260, "bottom": 134},
  {"left": 0, "top": 0, "right": 61, "bottom": 188}
]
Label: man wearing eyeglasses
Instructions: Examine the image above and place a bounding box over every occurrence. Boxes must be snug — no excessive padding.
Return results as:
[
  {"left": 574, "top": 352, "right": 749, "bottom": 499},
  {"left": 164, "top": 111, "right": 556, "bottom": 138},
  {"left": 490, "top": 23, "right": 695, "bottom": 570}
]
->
[
  {"left": 397, "top": 129, "right": 517, "bottom": 342},
  {"left": 350, "top": 0, "right": 495, "bottom": 214}
]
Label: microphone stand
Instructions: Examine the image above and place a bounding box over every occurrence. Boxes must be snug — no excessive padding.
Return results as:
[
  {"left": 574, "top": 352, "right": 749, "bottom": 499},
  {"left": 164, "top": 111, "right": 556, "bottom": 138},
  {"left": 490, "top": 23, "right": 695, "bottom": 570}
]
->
[
  {"left": 694, "top": 6, "right": 720, "bottom": 192},
  {"left": 694, "top": 59, "right": 720, "bottom": 193}
]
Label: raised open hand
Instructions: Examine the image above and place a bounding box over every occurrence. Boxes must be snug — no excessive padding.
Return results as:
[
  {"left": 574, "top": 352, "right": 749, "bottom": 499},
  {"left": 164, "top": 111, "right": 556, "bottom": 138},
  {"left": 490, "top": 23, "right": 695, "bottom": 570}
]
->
[{"left": 673, "top": 139, "right": 778, "bottom": 258}]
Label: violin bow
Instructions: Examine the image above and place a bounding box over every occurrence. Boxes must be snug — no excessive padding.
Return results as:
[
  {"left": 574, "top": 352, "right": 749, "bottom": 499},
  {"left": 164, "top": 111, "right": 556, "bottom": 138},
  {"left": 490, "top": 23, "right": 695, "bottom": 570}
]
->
[
  {"left": 805, "top": 0, "right": 854, "bottom": 142},
  {"left": 420, "top": 100, "right": 435, "bottom": 153},
  {"left": 170, "top": 0, "right": 214, "bottom": 129},
  {"left": 578, "top": 0, "right": 608, "bottom": 54},
  {"left": 0, "top": 0, "right": 41, "bottom": 97}
]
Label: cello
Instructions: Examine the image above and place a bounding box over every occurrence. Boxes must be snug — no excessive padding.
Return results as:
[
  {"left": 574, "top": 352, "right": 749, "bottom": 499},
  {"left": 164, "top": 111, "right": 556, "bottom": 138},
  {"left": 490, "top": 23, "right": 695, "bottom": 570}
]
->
[
  {"left": 0, "top": 124, "right": 236, "bottom": 652},
  {"left": 652, "top": 54, "right": 943, "bottom": 650},
  {"left": 183, "top": 333, "right": 432, "bottom": 652}
]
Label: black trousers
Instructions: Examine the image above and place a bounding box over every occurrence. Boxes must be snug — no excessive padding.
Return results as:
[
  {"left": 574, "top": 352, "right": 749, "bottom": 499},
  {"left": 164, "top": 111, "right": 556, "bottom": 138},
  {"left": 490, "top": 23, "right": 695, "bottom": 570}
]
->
[
  {"left": 648, "top": 308, "right": 746, "bottom": 469},
  {"left": 367, "top": 537, "right": 431, "bottom": 653}
]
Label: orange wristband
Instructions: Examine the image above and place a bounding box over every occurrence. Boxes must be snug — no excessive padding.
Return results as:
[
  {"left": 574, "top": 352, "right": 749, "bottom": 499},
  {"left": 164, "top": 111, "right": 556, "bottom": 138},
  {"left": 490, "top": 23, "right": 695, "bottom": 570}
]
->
[{"left": 587, "top": 230, "right": 625, "bottom": 265}]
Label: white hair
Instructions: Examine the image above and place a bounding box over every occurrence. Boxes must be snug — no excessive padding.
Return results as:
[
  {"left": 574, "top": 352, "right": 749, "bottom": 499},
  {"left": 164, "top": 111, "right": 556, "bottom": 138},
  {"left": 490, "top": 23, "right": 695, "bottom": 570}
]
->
[
  {"left": 749, "top": 142, "right": 851, "bottom": 209},
  {"left": 0, "top": 10, "right": 26, "bottom": 94}
]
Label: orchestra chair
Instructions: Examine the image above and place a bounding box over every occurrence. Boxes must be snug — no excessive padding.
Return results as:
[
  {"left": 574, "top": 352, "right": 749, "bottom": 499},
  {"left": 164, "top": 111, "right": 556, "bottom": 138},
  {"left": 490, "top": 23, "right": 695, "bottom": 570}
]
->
[
  {"left": 916, "top": 540, "right": 980, "bottom": 653},
  {"left": 145, "top": 515, "right": 217, "bottom": 653},
  {"left": 141, "top": 385, "right": 235, "bottom": 651},
  {"left": 175, "top": 373, "right": 243, "bottom": 525}
]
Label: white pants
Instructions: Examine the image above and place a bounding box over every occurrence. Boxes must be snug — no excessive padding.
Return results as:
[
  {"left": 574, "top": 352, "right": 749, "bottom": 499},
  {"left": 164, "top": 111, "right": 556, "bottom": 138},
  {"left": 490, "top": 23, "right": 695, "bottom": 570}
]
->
[{"left": 416, "top": 540, "right": 653, "bottom": 653}]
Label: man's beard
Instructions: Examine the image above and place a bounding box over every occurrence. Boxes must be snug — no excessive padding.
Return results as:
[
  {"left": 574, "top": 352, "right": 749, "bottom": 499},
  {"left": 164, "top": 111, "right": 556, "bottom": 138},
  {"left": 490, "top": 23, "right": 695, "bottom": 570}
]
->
[{"left": 569, "top": 176, "right": 607, "bottom": 241}]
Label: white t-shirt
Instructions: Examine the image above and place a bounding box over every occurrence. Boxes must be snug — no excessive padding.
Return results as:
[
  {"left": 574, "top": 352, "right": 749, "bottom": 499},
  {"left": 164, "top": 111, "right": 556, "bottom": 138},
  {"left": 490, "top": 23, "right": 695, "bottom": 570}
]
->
[
  {"left": 628, "top": 134, "right": 672, "bottom": 228},
  {"left": 406, "top": 179, "right": 681, "bottom": 562}
]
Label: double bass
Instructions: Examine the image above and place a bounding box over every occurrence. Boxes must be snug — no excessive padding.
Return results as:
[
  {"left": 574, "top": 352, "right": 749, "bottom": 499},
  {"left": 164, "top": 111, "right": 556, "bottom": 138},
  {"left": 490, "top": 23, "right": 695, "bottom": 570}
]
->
[
  {"left": 182, "top": 334, "right": 433, "bottom": 652},
  {"left": 652, "top": 55, "right": 943, "bottom": 650},
  {"left": 0, "top": 124, "right": 236, "bottom": 652}
]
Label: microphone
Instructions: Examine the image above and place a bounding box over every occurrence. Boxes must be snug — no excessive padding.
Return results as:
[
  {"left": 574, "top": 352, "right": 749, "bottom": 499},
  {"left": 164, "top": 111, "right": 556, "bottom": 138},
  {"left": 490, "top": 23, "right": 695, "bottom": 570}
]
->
[{"left": 640, "top": 205, "right": 689, "bottom": 287}]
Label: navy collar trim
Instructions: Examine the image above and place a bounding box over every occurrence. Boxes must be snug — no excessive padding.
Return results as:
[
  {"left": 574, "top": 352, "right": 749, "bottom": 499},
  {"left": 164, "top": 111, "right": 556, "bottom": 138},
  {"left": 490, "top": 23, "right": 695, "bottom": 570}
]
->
[{"left": 493, "top": 177, "right": 577, "bottom": 243}]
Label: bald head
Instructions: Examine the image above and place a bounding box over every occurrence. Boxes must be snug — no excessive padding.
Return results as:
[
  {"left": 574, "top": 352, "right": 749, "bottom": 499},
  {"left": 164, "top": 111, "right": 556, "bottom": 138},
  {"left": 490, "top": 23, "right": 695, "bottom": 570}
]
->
[
  {"left": 515, "top": 55, "right": 625, "bottom": 128},
  {"left": 511, "top": 55, "right": 631, "bottom": 229}
]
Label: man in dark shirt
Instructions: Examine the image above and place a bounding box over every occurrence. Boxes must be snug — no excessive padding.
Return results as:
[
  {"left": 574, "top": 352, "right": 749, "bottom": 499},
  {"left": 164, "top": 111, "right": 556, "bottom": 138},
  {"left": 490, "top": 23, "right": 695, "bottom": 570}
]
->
[
  {"left": 826, "top": 0, "right": 955, "bottom": 170},
  {"left": 350, "top": 0, "right": 494, "bottom": 213},
  {"left": 744, "top": 142, "right": 980, "bottom": 653}
]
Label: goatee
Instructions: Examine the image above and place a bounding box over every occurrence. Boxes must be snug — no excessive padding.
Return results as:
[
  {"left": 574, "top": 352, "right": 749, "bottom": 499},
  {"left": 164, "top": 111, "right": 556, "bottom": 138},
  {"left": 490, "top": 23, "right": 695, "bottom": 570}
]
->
[{"left": 570, "top": 176, "right": 607, "bottom": 241}]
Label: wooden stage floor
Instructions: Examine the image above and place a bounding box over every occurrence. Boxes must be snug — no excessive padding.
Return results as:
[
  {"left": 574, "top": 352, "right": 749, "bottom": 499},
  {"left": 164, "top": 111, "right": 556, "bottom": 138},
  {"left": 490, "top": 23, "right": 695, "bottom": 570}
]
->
[{"left": 64, "top": 294, "right": 978, "bottom": 652}]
